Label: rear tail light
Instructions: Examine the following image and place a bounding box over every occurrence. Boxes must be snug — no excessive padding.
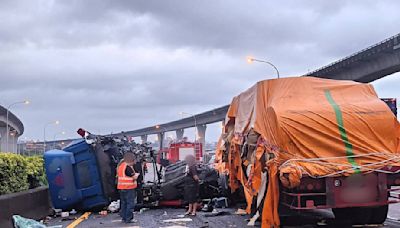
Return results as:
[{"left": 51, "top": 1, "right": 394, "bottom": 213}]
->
[
  {"left": 306, "top": 200, "right": 315, "bottom": 208},
  {"left": 307, "top": 184, "right": 314, "bottom": 190},
  {"left": 298, "top": 178, "right": 325, "bottom": 191}
]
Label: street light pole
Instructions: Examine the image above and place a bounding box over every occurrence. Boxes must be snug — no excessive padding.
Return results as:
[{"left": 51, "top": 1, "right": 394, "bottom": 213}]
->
[
  {"left": 247, "top": 57, "right": 280, "bottom": 79},
  {"left": 43, "top": 120, "right": 60, "bottom": 153},
  {"left": 6, "top": 100, "right": 29, "bottom": 153},
  {"left": 9, "top": 131, "right": 15, "bottom": 154}
]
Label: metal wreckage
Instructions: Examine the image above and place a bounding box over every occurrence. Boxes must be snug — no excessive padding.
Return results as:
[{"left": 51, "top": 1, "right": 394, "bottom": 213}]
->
[{"left": 44, "top": 129, "right": 221, "bottom": 212}]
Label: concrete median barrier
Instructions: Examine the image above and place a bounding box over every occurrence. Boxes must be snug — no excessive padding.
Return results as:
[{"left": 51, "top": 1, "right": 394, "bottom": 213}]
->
[{"left": 0, "top": 186, "right": 52, "bottom": 228}]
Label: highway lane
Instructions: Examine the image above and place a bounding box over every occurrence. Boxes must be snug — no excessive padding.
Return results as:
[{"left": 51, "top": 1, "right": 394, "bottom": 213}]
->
[{"left": 46, "top": 206, "right": 400, "bottom": 228}]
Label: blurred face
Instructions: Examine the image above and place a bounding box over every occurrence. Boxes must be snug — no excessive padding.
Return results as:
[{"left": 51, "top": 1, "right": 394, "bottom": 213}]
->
[
  {"left": 124, "top": 153, "right": 134, "bottom": 164},
  {"left": 185, "top": 155, "right": 195, "bottom": 165}
]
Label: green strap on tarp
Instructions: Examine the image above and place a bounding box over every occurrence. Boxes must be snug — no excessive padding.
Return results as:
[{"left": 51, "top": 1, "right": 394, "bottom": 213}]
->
[{"left": 324, "top": 90, "right": 360, "bottom": 173}]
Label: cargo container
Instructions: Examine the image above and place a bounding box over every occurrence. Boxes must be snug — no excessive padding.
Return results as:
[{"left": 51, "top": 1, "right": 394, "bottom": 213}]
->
[{"left": 215, "top": 77, "right": 400, "bottom": 227}]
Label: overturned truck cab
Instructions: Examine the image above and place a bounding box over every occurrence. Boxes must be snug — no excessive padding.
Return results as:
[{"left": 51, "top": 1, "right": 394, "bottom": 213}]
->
[{"left": 44, "top": 138, "right": 118, "bottom": 210}]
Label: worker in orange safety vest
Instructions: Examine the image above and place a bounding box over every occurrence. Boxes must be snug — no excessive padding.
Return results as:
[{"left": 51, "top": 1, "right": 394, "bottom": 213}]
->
[{"left": 117, "top": 152, "right": 139, "bottom": 223}]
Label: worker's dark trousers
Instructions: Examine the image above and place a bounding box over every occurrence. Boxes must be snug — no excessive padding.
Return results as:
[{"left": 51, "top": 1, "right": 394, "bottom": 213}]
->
[
  {"left": 120, "top": 189, "right": 136, "bottom": 222},
  {"left": 136, "top": 183, "right": 143, "bottom": 204}
]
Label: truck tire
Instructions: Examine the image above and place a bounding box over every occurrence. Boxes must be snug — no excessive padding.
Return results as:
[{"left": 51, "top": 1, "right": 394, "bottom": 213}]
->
[
  {"left": 369, "top": 205, "right": 388, "bottom": 224},
  {"left": 160, "top": 176, "right": 186, "bottom": 200},
  {"left": 332, "top": 207, "right": 372, "bottom": 225},
  {"left": 164, "top": 161, "right": 187, "bottom": 182},
  {"left": 164, "top": 166, "right": 186, "bottom": 182},
  {"left": 165, "top": 161, "right": 186, "bottom": 172}
]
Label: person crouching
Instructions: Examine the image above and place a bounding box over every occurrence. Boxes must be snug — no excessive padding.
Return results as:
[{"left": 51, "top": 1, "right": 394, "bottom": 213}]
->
[{"left": 117, "top": 152, "right": 139, "bottom": 223}]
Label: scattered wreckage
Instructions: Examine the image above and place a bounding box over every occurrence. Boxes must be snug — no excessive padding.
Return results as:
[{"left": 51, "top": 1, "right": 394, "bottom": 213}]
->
[{"left": 44, "top": 129, "right": 221, "bottom": 211}]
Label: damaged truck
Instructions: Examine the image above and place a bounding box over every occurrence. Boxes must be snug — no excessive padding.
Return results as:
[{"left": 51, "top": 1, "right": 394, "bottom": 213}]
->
[
  {"left": 215, "top": 77, "right": 400, "bottom": 227},
  {"left": 44, "top": 129, "right": 220, "bottom": 211}
]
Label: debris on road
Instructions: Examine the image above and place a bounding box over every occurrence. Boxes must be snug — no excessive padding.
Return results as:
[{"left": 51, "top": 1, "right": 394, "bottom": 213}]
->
[
  {"left": 13, "top": 215, "right": 62, "bottom": 228},
  {"left": 60, "top": 212, "right": 69, "bottom": 218},
  {"left": 234, "top": 208, "right": 247, "bottom": 215},
  {"left": 53, "top": 209, "right": 62, "bottom": 214},
  {"left": 107, "top": 200, "right": 120, "bottom": 212},
  {"left": 162, "top": 218, "right": 193, "bottom": 223},
  {"left": 139, "top": 207, "right": 150, "bottom": 213},
  {"left": 69, "top": 209, "right": 77, "bottom": 215},
  {"left": 212, "top": 197, "right": 228, "bottom": 208},
  {"left": 98, "top": 210, "right": 108, "bottom": 216},
  {"left": 204, "top": 211, "right": 231, "bottom": 217}
]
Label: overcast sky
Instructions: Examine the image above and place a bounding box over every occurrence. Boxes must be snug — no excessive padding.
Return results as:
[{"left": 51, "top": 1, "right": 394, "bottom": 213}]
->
[{"left": 0, "top": 0, "right": 399, "bottom": 142}]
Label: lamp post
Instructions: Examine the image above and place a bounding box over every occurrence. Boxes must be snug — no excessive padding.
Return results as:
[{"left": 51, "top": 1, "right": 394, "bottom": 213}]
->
[
  {"left": 9, "top": 131, "right": 15, "bottom": 154},
  {"left": 247, "top": 57, "right": 280, "bottom": 79},
  {"left": 43, "top": 120, "right": 60, "bottom": 153},
  {"left": 179, "top": 112, "right": 198, "bottom": 142},
  {"left": 53, "top": 131, "right": 66, "bottom": 148},
  {"left": 6, "top": 100, "right": 29, "bottom": 153}
]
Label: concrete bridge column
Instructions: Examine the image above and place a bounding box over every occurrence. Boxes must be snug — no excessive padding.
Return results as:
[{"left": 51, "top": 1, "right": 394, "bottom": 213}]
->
[
  {"left": 0, "top": 127, "right": 18, "bottom": 153},
  {"left": 0, "top": 127, "right": 6, "bottom": 152},
  {"left": 196, "top": 124, "right": 207, "bottom": 154},
  {"left": 10, "top": 134, "right": 17, "bottom": 153},
  {"left": 175, "top": 129, "right": 184, "bottom": 141},
  {"left": 141, "top": 135, "right": 148, "bottom": 143},
  {"left": 157, "top": 132, "right": 164, "bottom": 150}
]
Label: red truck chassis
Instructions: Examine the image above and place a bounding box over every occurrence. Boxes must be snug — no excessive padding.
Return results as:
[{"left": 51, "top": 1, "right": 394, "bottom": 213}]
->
[{"left": 281, "top": 166, "right": 400, "bottom": 210}]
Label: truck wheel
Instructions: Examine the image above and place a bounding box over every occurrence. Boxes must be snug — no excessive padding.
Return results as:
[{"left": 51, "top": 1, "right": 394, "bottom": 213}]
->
[
  {"left": 332, "top": 207, "right": 372, "bottom": 225},
  {"left": 369, "top": 205, "right": 388, "bottom": 224},
  {"left": 164, "top": 166, "right": 186, "bottom": 182}
]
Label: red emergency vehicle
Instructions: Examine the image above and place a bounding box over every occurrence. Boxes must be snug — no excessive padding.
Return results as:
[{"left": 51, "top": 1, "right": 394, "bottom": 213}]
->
[{"left": 158, "top": 141, "right": 203, "bottom": 164}]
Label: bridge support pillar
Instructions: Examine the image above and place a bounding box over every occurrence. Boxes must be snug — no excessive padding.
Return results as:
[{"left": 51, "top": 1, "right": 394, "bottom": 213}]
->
[
  {"left": 0, "top": 127, "right": 6, "bottom": 152},
  {"left": 140, "top": 135, "right": 148, "bottom": 143},
  {"left": 196, "top": 124, "right": 207, "bottom": 154},
  {"left": 157, "top": 132, "right": 164, "bottom": 150},
  {"left": 0, "top": 127, "right": 18, "bottom": 153},
  {"left": 175, "top": 129, "right": 184, "bottom": 141}
]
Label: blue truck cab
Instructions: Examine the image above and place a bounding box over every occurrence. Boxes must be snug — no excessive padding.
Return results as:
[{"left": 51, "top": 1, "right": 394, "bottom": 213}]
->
[{"left": 44, "top": 139, "right": 110, "bottom": 210}]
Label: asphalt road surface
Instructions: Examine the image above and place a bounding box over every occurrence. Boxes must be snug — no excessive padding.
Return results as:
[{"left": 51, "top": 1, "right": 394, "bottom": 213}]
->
[
  {"left": 46, "top": 205, "right": 400, "bottom": 228},
  {"left": 46, "top": 165, "right": 400, "bottom": 227},
  {"left": 48, "top": 208, "right": 249, "bottom": 228}
]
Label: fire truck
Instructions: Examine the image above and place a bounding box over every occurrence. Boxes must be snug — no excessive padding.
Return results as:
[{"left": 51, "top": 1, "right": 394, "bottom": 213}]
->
[{"left": 157, "top": 140, "right": 203, "bottom": 165}]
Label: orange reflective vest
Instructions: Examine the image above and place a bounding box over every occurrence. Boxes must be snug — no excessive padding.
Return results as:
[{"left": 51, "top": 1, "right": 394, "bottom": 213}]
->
[{"left": 117, "top": 162, "right": 137, "bottom": 190}]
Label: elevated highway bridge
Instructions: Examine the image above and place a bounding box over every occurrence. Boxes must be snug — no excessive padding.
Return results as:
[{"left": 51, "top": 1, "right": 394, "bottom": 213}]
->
[
  {"left": 308, "top": 33, "right": 400, "bottom": 82},
  {"left": 0, "top": 106, "right": 24, "bottom": 153}
]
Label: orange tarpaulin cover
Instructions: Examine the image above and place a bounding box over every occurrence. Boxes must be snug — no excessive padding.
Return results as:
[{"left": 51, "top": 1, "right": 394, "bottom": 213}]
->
[{"left": 216, "top": 77, "right": 400, "bottom": 227}]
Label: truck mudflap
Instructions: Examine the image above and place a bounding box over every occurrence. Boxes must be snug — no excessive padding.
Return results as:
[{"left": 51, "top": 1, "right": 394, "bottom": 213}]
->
[{"left": 280, "top": 167, "right": 400, "bottom": 210}]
